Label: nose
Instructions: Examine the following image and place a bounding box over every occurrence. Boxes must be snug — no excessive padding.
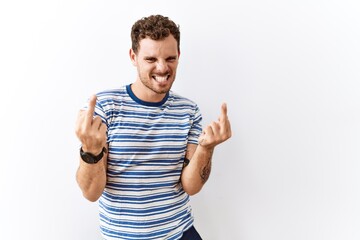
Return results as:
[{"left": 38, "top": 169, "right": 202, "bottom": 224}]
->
[{"left": 155, "top": 60, "right": 169, "bottom": 73}]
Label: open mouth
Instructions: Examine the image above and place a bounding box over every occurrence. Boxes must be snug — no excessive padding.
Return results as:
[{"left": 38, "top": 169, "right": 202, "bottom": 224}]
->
[{"left": 152, "top": 75, "right": 170, "bottom": 83}]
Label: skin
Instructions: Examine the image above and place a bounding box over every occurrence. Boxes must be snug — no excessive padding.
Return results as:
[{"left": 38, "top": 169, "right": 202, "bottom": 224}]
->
[
  {"left": 75, "top": 35, "right": 232, "bottom": 201},
  {"left": 129, "top": 35, "right": 179, "bottom": 102},
  {"left": 75, "top": 95, "right": 108, "bottom": 201},
  {"left": 181, "top": 103, "right": 231, "bottom": 195}
]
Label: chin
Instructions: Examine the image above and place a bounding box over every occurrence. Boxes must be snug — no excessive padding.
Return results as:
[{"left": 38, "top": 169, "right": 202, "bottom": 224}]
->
[
  {"left": 154, "top": 86, "right": 171, "bottom": 95},
  {"left": 140, "top": 76, "right": 174, "bottom": 95},
  {"left": 152, "top": 80, "right": 174, "bottom": 93}
]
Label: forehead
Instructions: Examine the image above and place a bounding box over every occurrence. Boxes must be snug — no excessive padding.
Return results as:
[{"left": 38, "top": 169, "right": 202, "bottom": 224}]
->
[{"left": 137, "top": 35, "right": 179, "bottom": 56}]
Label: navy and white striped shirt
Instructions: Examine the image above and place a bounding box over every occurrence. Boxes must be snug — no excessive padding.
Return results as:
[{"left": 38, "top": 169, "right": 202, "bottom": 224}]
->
[{"left": 92, "top": 85, "right": 202, "bottom": 240}]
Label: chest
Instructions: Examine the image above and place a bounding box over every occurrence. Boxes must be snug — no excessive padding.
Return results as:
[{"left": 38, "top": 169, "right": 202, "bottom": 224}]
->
[{"left": 106, "top": 107, "right": 193, "bottom": 170}]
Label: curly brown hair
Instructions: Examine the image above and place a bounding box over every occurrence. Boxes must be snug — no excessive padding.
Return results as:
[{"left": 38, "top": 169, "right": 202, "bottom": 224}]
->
[{"left": 131, "top": 15, "right": 180, "bottom": 54}]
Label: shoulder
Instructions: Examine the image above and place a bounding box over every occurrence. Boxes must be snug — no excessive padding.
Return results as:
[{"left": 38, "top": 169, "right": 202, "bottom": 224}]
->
[
  {"left": 169, "top": 91, "right": 199, "bottom": 110},
  {"left": 96, "top": 86, "right": 126, "bottom": 100},
  {"left": 95, "top": 86, "right": 127, "bottom": 106}
]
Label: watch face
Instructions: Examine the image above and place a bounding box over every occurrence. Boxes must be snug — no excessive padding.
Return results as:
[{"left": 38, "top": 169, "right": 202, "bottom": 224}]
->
[{"left": 80, "top": 147, "right": 104, "bottom": 164}]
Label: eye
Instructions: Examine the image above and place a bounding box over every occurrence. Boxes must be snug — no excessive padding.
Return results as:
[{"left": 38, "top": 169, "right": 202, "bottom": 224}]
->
[
  {"left": 166, "top": 57, "right": 177, "bottom": 62},
  {"left": 145, "top": 57, "right": 156, "bottom": 63}
]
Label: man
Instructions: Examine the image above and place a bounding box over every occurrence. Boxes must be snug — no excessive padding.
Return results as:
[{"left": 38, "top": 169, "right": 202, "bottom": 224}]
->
[{"left": 75, "top": 14, "right": 232, "bottom": 240}]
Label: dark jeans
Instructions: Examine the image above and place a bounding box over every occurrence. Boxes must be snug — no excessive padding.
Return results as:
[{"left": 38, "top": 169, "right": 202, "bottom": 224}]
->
[{"left": 180, "top": 226, "right": 202, "bottom": 240}]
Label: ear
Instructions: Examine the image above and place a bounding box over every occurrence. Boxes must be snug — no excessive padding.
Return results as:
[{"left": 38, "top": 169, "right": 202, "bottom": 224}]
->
[{"left": 129, "top": 48, "right": 137, "bottom": 66}]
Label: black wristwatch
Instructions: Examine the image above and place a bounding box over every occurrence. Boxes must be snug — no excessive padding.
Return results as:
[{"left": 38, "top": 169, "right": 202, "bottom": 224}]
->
[{"left": 80, "top": 147, "right": 107, "bottom": 164}]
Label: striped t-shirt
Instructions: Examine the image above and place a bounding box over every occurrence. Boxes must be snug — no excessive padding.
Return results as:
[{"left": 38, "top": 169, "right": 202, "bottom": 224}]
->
[{"left": 92, "top": 85, "right": 202, "bottom": 240}]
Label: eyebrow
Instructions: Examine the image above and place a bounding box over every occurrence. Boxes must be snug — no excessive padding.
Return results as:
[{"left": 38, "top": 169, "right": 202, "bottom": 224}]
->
[
  {"left": 143, "top": 55, "right": 178, "bottom": 60},
  {"left": 144, "top": 56, "right": 156, "bottom": 60}
]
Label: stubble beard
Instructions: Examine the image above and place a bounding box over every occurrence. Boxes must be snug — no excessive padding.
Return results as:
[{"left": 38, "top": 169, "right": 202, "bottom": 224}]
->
[{"left": 139, "top": 72, "right": 176, "bottom": 95}]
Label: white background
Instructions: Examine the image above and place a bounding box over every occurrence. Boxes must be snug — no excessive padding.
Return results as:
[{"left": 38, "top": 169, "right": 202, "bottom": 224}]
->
[{"left": 1, "top": 0, "right": 360, "bottom": 239}]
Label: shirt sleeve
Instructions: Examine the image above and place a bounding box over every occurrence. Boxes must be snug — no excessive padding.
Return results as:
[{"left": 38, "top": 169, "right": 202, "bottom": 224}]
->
[{"left": 187, "top": 104, "right": 203, "bottom": 145}]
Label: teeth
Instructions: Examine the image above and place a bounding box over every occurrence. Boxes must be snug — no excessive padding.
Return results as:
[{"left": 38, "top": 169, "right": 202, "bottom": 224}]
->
[{"left": 153, "top": 76, "right": 168, "bottom": 82}]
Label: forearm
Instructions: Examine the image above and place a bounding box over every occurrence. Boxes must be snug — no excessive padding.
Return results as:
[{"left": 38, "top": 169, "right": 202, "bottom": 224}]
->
[
  {"left": 76, "top": 158, "right": 107, "bottom": 202},
  {"left": 181, "top": 145, "right": 214, "bottom": 195}
]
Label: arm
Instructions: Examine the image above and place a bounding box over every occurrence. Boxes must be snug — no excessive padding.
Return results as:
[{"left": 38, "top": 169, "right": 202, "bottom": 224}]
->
[
  {"left": 181, "top": 103, "right": 232, "bottom": 195},
  {"left": 180, "top": 144, "right": 213, "bottom": 195},
  {"left": 76, "top": 144, "right": 108, "bottom": 202},
  {"left": 75, "top": 95, "right": 108, "bottom": 202}
]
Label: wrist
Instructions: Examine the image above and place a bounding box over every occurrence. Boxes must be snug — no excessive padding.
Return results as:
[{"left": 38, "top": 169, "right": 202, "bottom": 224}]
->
[
  {"left": 197, "top": 144, "right": 214, "bottom": 153},
  {"left": 81, "top": 145, "right": 104, "bottom": 156},
  {"left": 80, "top": 146, "right": 107, "bottom": 164}
]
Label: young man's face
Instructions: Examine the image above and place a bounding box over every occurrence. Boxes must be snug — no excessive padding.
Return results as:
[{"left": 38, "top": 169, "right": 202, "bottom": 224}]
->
[{"left": 130, "top": 35, "right": 179, "bottom": 101}]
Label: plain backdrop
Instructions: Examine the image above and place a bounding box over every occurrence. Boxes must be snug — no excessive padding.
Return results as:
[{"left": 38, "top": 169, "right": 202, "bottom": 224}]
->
[{"left": 1, "top": 0, "right": 360, "bottom": 239}]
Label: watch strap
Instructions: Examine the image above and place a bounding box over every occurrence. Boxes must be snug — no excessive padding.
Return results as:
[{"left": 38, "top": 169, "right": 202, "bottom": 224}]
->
[{"left": 80, "top": 147, "right": 107, "bottom": 164}]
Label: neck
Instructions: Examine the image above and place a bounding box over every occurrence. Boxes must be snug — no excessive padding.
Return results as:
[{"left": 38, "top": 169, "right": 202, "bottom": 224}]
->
[{"left": 131, "top": 81, "right": 167, "bottom": 103}]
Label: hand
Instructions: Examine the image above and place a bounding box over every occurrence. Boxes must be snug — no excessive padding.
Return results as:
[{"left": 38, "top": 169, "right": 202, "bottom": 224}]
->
[
  {"left": 198, "top": 103, "right": 232, "bottom": 150},
  {"left": 75, "top": 95, "right": 107, "bottom": 155}
]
